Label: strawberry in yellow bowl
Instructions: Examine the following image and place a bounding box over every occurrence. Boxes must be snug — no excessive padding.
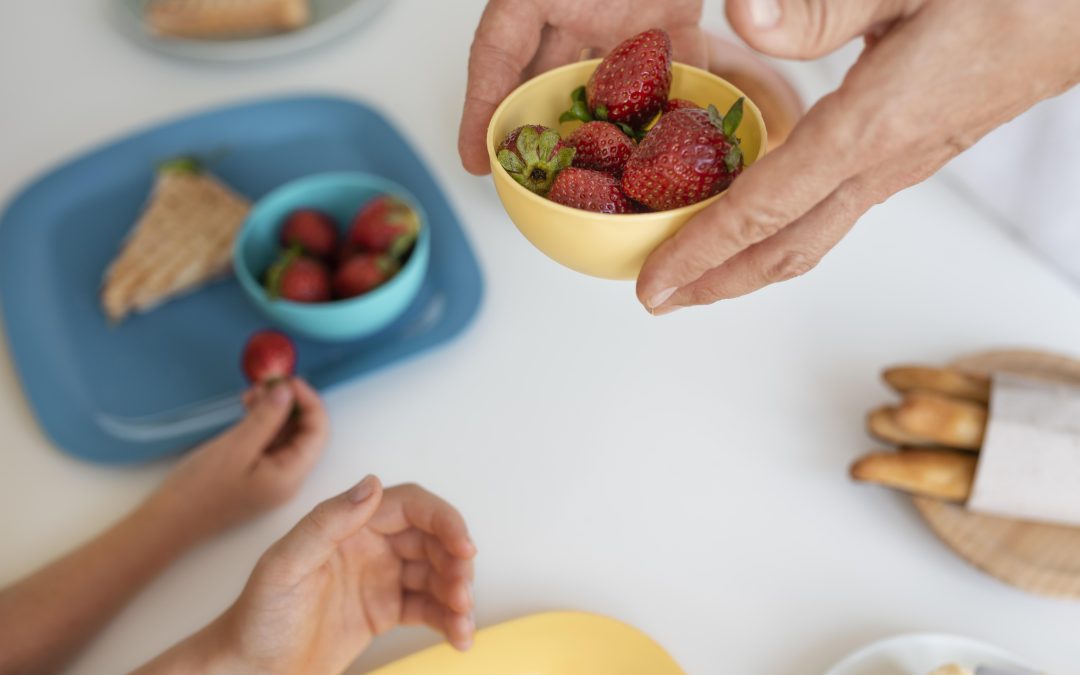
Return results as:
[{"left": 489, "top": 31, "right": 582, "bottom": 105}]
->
[{"left": 487, "top": 28, "right": 767, "bottom": 280}]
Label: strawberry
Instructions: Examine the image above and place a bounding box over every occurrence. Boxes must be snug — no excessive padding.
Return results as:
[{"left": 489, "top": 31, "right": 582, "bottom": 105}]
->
[
  {"left": 334, "top": 252, "right": 398, "bottom": 298},
  {"left": 566, "top": 121, "right": 634, "bottom": 176},
  {"left": 622, "top": 99, "right": 745, "bottom": 211},
  {"left": 496, "top": 124, "right": 576, "bottom": 195},
  {"left": 280, "top": 209, "right": 339, "bottom": 259},
  {"left": 265, "top": 247, "right": 332, "bottom": 303},
  {"left": 561, "top": 29, "right": 672, "bottom": 133},
  {"left": 348, "top": 195, "right": 421, "bottom": 257},
  {"left": 664, "top": 98, "right": 699, "bottom": 113},
  {"left": 547, "top": 167, "right": 637, "bottom": 214},
  {"left": 241, "top": 330, "right": 296, "bottom": 385}
]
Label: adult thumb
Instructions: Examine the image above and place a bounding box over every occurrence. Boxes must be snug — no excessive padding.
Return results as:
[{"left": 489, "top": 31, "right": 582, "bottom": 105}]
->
[
  {"left": 726, "top": 0, "right": 920, "bottom": 59},
  {"left": 267, "top": 475, "right": 384, "bottom": 580}
]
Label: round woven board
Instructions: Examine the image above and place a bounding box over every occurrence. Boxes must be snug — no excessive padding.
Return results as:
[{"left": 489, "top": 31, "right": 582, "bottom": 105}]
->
[{"left": 912, "top": 350, "right": 1080, "bottom": 599}]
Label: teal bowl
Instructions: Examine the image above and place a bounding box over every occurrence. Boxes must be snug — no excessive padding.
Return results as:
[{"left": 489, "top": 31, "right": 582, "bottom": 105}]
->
[{"left": 234, "top": 173, "right": 431, "bottom": 342}]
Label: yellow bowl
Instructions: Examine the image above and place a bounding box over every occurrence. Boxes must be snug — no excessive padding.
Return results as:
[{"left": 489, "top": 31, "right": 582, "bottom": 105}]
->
[
  {"left": 368, "top": 611, "right": 685, "bottom": 675},
  {"left": 487, "top": 59, "right": 767, "bottom": 280}
]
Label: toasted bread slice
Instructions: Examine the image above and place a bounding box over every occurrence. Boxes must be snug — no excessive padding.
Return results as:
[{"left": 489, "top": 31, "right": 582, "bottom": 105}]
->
[
  {"left": 883, "top": 365, "right": 991, "bottom": 404},
  {"left": 850, "top": 449, "right": 977, "bottom": 502},
  {"left": 146, "top": 0, "right": 310, "bottom": 39},
  {"left": 102, "top": 163, "right": 249, "bottom": 322}
]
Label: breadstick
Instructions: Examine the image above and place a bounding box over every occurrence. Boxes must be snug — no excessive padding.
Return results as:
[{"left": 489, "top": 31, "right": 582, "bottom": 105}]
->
[
  {"left": 850, "top": 449, "right": 977, "bottom": 502},
  {"left": 146, "top": 0, "right": 310, "bottom": 39},
  {"left": 893, "top": 392, "right": 987, "bottom": 450},
  {"left": 883, "top": 366, "right": 991, "bottom": 404},
  {"left": 867, "top": 405, "right": 935, "bottom": 446}
]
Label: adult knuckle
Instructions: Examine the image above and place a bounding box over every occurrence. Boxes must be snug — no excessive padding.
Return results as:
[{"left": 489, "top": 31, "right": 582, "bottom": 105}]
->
[
  {"left": 768, "top": 250, "right": 817, "bottom": 283},
  {"left": 732, "top": 204, "right": 785, "bottom": 245},
  {"left": 803, "top": 0, "right": 833, "bottom": 57}
]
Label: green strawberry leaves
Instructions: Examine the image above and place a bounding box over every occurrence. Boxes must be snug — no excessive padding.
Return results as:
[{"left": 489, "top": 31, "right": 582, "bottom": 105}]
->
[
  {"left": 724, "top": 144, "right": 744, "bottom": 174},
  {"left": 559, "top": 86, "right": 642, "bottom": 140},
  {"left": 264, "top": 245, "right": 302, "bottom": 300},
  {"left": 722, "top": 98, "right": 743, "bottom": 138},
  {"left": 559, "top": 86, "right": 593, "bottom": 124},
  {"left": 499, "top": 125, "right": 576, "bottom": 195},
  {"left": 706, "top": 97, "right": 745, "bottom": 140},
  {"left": 498, "top": 148, "right": 525, "bottom": 173},
  {"left": 158, "top": 156, "right": 203, "bottom": 175},
  {"left": 708, "top": 97, "right": 746, "bottom": 173},
  {"left": 537, "top": 128, "right": 561, "bottom": 161}
]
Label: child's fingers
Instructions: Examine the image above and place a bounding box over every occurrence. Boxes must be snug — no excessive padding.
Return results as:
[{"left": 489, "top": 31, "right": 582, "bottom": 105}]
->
[
  {"left": 376, "top": 484, "right": 477, "bottom": 559},
  {"left": 401, "top": 593, "right": 473, "bottom": 651},
  {"left": 221, "top": 381, "right": 296, "bottom": 460},
  {"left": 401, "top": 561, "right": 472, "bottom": 614},
  {"left": 267, "top": 379, "right": 329, "bottom": 469},
  {"left": 388, "top": 531, "right": 475, "bottom": 581}
]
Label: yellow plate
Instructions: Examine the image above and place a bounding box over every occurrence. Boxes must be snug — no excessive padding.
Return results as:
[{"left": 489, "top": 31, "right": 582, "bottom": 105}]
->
[
  {"left": 369, "top": 611, "right": 685, "bottom": 675},
  {"left": 487, "top": 59, "right": 767, "bottom": 280}
]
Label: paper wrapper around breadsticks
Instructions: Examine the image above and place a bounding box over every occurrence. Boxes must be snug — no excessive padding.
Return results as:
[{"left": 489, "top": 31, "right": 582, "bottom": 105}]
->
[{"left": 967, "top": 373, "right": 1080, "bottom": 527}]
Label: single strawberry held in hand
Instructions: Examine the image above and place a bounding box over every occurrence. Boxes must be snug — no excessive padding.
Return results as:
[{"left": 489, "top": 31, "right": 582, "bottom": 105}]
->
[
  {"left": 496, "top": 124, "right": 576, "bottom": 195},
  {"left": 280, "top": 209, "right": 339, "bottom": 259},
  {"left": 548, "top": 167, "right": 637, "bottom": 214},
  {"left": 566, "top": 29, "right": 672, "bottom": 133},
  {"left": 266, "top": 248, "right": 332, "bottom": 303},
  {"left": 241, "top": 330, "right": 296, "bottom": 385},
  {"left": 334, "top": 252, "right": 398, "bottom": 299},
  {"left": 622, "top": 98, "right": 746, "bottom": 211},
  {"left": 347, "top": 196, "right": 420, "bottom": 258},
  {"left": 567, "top": 121, "right": 634, "bottom": 176}
]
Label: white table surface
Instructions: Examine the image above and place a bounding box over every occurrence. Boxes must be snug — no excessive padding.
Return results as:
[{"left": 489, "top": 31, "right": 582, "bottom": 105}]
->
[{"left": 2, "top": 2, "right": 1079, "bottom": 674}]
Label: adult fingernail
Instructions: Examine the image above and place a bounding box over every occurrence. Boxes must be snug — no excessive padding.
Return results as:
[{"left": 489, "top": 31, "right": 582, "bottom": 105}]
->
[
  {"left": 268, "top": 382, "right": 292, "bottom": 406},
  {"left": 652, "top": 304, "right": 685, "bottom": 317},
  {"left": 646, "top": 286, "right": 678, "bottom": 310},
  {"left": 347, "top": 475, "right": 377, "bottom": 504},
  {"left": 749, "top": 0, "right": 781, "bottom": 28}
]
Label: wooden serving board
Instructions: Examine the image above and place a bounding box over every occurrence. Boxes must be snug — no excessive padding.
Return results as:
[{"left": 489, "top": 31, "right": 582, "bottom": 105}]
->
[{"left": 912, "top": 350, "right": 1080, "bottom": 599}]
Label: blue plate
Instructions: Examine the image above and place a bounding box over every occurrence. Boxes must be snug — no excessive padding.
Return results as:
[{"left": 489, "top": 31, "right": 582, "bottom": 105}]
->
[{"left": 0, "top": 95, "right": 484, "bottom": 464}]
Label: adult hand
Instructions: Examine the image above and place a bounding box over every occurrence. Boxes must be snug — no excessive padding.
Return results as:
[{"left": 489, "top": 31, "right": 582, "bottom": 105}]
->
[
  {"left": 158, "top": 478, "right": 475, "bottom": 675},
  {"left": 637, "top": 0, "right": 1080, "bottom": 314},
  {"left": 147, "top": 378, "right": 329, "bottom": 544},
  {"left": 458, "top": 0, "right": 707, "bottom": 175}
]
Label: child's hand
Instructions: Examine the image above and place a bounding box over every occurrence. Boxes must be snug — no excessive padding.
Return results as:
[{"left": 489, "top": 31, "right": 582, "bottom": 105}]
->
[
  {"left": 145, "top": 379, "right": 329, "bottom": 545},
  {"left": 206, "top": 477, "right": 476, "bottom": 675}
]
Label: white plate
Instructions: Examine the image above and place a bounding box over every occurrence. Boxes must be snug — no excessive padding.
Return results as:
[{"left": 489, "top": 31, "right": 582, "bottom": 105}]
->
[
  {"left": 824, "top": 633, "right": 1039, "bottom": 675},
  {"left": 113, "top": 0, "right": 390, "bottom": 62}
]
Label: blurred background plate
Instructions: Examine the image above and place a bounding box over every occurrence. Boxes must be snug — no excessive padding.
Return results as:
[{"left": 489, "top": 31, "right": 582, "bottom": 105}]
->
[
  {"left": 112, "top": 0, "right": 390, "bottom": 62},
  {"left": 369, "top": 612, "right": 685, "bottom": 675},
  {"left": 823, "top": 633, "right": 1034, "bottom": 675},
  {"left": 0, "top": 95, "right": 483, "bottom": 464}
]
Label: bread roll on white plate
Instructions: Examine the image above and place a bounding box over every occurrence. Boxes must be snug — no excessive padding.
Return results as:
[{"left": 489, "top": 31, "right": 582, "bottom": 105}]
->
[{"left": 146, "top": 0, "right": 311, "bottom": 39}]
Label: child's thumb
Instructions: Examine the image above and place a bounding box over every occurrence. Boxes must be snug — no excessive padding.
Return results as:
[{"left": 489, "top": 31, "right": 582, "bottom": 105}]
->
[{"left": 267, "top": 475, "right": 384, "bottom": 578}]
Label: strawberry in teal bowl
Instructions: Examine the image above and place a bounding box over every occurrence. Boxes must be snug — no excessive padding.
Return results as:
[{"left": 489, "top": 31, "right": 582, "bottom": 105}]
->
[{"left": 233, "top": 173, "right": 430, "bottom": 342}]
